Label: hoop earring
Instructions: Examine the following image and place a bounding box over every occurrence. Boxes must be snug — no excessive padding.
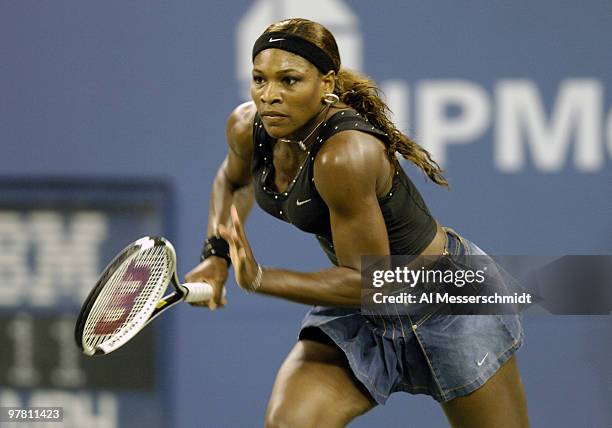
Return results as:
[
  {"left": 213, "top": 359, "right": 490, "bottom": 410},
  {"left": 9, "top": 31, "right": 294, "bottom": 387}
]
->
[{"left": 323, "top": 93, "right": 340, "bottom": 105}]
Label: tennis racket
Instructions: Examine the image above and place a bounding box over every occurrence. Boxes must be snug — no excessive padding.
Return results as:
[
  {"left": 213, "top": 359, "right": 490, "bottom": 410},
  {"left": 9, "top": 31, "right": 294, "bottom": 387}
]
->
[{"left": 75, "top": 236, "right": 222, "bottom": 356}]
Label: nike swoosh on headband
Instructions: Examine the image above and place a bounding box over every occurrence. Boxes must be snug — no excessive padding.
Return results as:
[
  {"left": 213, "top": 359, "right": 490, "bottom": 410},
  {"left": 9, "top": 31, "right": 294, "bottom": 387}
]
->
[{"left": 268, "top": 37, "right": 285, "bottom": 42}]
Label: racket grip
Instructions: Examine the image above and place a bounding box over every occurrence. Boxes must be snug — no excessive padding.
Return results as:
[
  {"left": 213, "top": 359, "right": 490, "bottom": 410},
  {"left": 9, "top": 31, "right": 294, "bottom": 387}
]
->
[{"left": 182, "top": 282, "right": 226, "bottom": 303}]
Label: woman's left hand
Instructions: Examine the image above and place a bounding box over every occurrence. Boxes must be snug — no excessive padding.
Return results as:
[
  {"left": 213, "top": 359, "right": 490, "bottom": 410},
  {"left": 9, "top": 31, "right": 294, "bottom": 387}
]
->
[{"left": 218, "top": 205, "right": 260, "bottom": 291}]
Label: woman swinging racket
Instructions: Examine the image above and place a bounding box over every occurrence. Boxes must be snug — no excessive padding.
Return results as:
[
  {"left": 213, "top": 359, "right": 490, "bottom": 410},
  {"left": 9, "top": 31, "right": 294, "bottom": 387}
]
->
[{"left": 186, "top": 18, "right": 529, "bottom": 428}]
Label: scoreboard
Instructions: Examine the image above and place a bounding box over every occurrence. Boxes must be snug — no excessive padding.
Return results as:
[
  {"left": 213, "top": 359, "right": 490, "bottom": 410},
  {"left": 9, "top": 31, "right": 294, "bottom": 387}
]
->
[{"left": 0, "top": 179, "right": 173, "bottom": 428}]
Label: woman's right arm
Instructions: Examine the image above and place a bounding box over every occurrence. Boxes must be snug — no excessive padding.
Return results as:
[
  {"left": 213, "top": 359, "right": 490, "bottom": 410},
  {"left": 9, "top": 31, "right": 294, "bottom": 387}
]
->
[{"left": 185, "top": 102, "right": 256, "bottom": 309}]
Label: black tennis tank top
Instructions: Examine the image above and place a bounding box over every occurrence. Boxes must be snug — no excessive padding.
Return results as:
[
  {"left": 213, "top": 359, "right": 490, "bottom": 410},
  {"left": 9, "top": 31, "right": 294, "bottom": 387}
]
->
[{"left": 251, "top": 109, "right": 437, "bottom": 265}]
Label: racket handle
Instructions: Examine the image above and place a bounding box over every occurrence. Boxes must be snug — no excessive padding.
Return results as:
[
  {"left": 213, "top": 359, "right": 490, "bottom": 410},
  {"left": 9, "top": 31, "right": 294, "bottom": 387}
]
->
[{"left": 182, "top": 282, "right": 226, "bottom": 303}]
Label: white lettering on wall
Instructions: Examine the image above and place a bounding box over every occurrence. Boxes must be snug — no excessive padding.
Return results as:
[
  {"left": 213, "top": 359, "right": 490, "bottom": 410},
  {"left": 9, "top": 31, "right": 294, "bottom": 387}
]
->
[
  {"left": 495, "top": 79, "right": 603, "bottom": 172},
  {"left": 381, "top": 80, "right": 411, "bottom": 135},
  {"left": 382, "top": 78, "right": 609, "bottom": 172},
  {"left": 607, "top": 106, "right": 612, "bottom": 158},
  {"left": 417, "top": 80, "right": 490, "bottom": 166},
  {"left": 0, "top": 211, "right": 108, "bottom": 307}
]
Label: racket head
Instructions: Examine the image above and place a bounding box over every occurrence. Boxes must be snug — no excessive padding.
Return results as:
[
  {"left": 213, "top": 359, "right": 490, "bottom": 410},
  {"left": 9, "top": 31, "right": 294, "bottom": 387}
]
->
[{"left": 75, "top": 236, "right": 178, "bottom": 356}]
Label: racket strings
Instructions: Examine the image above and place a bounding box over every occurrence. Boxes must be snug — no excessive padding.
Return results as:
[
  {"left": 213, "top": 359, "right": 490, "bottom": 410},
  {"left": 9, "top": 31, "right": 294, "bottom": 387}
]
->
[
  {"left": 82, "top": 246, "right": 171, "bottom": 352},
  {"left": 84, "top": 248, "right": 168, "bottom": 349}
]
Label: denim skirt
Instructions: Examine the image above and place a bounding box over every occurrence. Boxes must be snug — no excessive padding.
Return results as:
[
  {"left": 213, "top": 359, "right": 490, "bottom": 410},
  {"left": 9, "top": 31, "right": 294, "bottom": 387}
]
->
[{"left": 298, "top": 228, "right": 524, "bottom": 404}]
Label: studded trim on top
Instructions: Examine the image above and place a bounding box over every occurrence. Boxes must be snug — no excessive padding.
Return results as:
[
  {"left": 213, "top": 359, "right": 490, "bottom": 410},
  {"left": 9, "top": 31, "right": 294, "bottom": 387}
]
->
[
  {"left": 250, "top": 108, "right": 438, "bottom": 260},
  {"left": 253, "top": 109, "right": 388, "bottom": 201}
]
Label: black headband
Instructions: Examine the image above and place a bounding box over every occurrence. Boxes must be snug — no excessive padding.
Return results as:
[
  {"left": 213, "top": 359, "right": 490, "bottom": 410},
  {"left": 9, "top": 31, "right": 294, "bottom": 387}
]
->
[{"left": 252, "top": 31, "right": 338, "bottom": 74}]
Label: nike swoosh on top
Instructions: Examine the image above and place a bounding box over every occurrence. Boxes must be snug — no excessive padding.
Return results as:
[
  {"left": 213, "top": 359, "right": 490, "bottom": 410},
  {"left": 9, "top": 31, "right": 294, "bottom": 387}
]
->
[{"left": 296, "top": 199, "right": 312, "bottom": 206}]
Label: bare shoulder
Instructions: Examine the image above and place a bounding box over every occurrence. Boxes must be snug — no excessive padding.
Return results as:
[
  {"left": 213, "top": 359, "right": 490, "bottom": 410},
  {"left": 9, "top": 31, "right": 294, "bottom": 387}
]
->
[
  {"left": 314, "top": 130, "right": 388, "bottom": 187},
  {"left": 314, "top": 130, "right": 389, "bottom": 209},
  {"left": 226, "top": 102, "right": 257, "bottom": 159}
]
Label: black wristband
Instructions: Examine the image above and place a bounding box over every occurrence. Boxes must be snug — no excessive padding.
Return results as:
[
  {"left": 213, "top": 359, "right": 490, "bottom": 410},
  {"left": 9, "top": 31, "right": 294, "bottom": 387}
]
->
[{"left": 200, "top": 236, "right": 231, "bottom": 267}]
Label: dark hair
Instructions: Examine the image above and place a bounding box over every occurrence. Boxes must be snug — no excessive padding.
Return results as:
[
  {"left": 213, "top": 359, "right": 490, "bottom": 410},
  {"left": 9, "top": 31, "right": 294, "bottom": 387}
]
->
[{"left": 263, "top": 18, "right": 448, "bottom": 187}]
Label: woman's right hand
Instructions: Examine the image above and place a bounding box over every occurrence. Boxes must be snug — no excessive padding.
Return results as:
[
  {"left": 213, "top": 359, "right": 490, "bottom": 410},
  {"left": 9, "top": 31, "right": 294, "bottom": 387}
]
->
[{"left": 184, "top": 256, "right": 229, "bottom": 310}]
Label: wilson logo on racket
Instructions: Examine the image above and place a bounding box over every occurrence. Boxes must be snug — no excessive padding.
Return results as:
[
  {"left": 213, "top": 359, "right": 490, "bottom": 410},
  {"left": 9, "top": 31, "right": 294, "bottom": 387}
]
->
[
  {"left": 76, "top": 236, "right": 223, "bottom": 356},
  {"left": 93, "top": 261, "right": 151, "bottom": 335}
]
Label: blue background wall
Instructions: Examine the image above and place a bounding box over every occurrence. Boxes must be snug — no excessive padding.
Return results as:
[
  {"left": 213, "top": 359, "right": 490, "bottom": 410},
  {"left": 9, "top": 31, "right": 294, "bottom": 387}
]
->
[{"left": 1, "top": 1, "right": 611, "bottom": 426}]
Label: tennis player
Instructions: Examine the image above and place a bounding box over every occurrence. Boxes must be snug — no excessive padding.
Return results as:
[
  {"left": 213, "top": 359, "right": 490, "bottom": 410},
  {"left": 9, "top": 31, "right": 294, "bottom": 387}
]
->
[{"left": 186, "top": 18, "right": 529, "bottom": 428}]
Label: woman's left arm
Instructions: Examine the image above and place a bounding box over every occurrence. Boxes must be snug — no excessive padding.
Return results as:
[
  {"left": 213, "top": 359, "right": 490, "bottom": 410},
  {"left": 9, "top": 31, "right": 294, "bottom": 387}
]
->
[{"left": 219, "top": 132, "right": 390, "bottom": 307}]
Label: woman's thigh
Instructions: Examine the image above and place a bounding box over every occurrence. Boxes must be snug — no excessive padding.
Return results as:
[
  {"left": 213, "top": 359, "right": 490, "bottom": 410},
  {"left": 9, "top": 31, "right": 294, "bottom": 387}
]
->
[
  {"left": 440, "top": 355, "right": 530, "bottom": 428},
  {"left": 265, "top": 339, "right": 377, "bottom": 428}
]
